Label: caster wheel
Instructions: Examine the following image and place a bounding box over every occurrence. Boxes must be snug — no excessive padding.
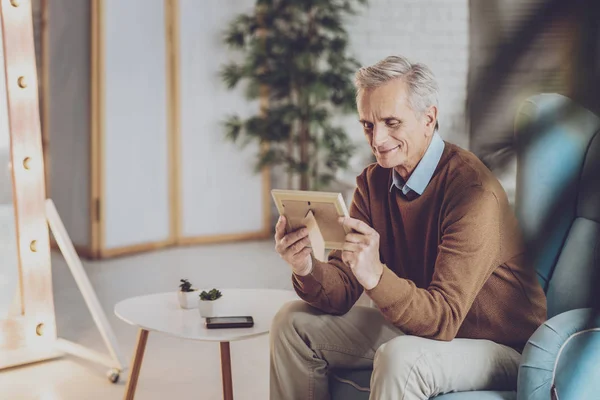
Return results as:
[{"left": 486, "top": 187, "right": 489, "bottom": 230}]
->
[{"left": 107, "top": 368, "right": 120, "bottom": 384}]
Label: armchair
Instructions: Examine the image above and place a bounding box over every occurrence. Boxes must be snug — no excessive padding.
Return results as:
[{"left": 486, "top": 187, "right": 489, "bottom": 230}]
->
[{"left": 330, "top": 94, "right": 600, "bottom": 400}]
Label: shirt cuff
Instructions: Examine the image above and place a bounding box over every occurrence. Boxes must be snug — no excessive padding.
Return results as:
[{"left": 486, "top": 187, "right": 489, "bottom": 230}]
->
[
  {"left": 365, "top": 264, "right": 409, "bottom": 309},
  {"left": 292, "top": 257, "right": 325, "bottom": 294}
]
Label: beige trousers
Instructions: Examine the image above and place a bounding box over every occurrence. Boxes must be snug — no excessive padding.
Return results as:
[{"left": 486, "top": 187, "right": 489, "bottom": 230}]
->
[{"left": 270, "top": 301, "right": 520, "bottom": 400}]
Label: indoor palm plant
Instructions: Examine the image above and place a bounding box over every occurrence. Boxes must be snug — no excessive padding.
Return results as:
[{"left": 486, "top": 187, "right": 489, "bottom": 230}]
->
[{"left": 221, "top": 0, "right": 366, "bottom": 190}]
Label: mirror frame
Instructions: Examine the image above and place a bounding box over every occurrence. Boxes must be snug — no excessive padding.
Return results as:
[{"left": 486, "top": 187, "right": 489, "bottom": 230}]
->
[{"left": 0, "top": 0, "right": 58, "bottom": 369}]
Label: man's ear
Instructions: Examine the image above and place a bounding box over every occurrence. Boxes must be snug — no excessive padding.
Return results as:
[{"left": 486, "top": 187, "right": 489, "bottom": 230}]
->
[{"left": 424, "top": 105, "right": 438, "bottom": 135}]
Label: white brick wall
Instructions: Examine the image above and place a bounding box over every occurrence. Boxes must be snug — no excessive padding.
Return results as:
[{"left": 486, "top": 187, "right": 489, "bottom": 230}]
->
[{"left": 336, "top": 0, "right": 470, "bottom": 183}]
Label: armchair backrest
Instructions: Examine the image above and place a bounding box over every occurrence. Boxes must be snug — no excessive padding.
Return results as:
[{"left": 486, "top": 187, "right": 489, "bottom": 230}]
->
[{"left": 515, "top": 94, "right": 600, "bottom": 319}]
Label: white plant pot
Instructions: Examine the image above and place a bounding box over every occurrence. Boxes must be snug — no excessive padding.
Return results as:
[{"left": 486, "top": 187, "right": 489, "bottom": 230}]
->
[
  {"left": 198, "top": 299, "right": 221, "bottom": 318},
  {"left": 178, "top": 290, "right": 199, "bottom": 309}
]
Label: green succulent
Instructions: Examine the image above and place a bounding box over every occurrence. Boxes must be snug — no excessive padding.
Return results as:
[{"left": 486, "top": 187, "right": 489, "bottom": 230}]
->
[
  {"left": 199, "top": 288, "right": 223, "bottom": 301},
  {"left": 179, "top": 279, "right": 194, "bottom": 292}
]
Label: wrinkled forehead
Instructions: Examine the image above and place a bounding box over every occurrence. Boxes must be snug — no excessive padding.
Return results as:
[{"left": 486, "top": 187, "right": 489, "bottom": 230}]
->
[{"left": 357, "top": 79, "right": 412, "bottom": 118}]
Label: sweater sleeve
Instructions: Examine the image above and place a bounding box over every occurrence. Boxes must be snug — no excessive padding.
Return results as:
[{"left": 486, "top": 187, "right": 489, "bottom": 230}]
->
[
  {"left": 365, "top": 185, "right": 501, "bottom": 340},
  {"left": 292, "top": 171, "right": 372, "bottom": 314}
]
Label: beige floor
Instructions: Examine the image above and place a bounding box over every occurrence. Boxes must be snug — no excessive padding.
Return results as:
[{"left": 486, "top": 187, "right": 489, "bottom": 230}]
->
[{"left": 0, "top": 239, "right": 294, "bottom": 400}]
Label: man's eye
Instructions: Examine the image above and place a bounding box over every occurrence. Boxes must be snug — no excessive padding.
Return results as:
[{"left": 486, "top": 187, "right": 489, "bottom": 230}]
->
[
  {"left": 363, "top": 122, "right": 373, "bottom": 130},
  {"left": 386, "top": 121, "right": 399, "bottom": 127}
]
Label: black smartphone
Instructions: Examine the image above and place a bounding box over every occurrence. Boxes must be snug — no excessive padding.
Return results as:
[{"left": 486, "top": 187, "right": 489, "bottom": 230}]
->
[{"left": 205, "top": 316, "right": 254, "bottom": 329}]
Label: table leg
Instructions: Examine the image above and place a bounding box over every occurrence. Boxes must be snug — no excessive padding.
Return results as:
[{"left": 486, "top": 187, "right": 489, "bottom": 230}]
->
[
  {"left": 220, "top": 341, "right": 233, "bottom": 400},
  {"left": 123, "top": 329, "right": 149, "bottom": 400}
]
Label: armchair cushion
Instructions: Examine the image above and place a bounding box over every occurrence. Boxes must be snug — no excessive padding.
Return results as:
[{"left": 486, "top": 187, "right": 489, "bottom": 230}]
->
[{"left": 518, "top": 308, "right": 600, "bottom": 400}]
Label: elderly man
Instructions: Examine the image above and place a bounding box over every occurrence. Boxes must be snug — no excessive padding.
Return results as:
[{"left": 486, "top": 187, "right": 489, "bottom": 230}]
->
[{"left": 270, "top": 55, "right": 546, "bottom": 400}]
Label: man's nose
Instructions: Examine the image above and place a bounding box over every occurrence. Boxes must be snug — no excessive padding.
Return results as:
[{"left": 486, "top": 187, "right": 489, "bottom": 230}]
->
[{"left": 372, "top": 125, "right": 389, "bottom": 147}]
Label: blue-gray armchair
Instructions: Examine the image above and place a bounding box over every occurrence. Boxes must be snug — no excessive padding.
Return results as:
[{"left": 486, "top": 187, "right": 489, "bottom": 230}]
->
[{"left": 330, "top": 94, "right": 600, "bottom": 400}]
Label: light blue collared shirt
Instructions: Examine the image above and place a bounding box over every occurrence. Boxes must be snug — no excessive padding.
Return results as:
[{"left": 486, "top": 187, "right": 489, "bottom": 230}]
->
[{"left": 390, "top": 132, "right": 445, "bottom": 197}]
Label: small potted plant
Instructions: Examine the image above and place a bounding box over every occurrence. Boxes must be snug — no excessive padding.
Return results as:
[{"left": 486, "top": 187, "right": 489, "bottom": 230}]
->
[
  {"left": 177, "top": 279, "right": 199, "bottom": 309},
  {"left": 198, "top": 288, "right": 223, "bottom": 317}
]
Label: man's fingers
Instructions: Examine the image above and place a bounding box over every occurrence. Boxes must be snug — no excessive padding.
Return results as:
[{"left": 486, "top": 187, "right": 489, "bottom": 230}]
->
[
  {"left": 339, "top": 217, "right": 374, "bottom": 235},
  {"left": 291, "top": 237, "right": 311, "bottom": 255},
  {"left": 274, "top": 215, "right": 286, "bottom": 241},
  {"left": 343, "top": 241, "right": 363, "bottom": 253},
  {"left": 281, "top": 227, "right": 309, "bottom": 248},
  {"left": 281, "top": 236, "right": 310, "bottom": 258},
  {"left": 344, "top": 232, "right": 369, "bottom": 244},
  {"left": 342, "top": 250, "right": 355, "bottom": 267},
  {"left": 293, "top": 247, "right": 312, "bottom": 259}
]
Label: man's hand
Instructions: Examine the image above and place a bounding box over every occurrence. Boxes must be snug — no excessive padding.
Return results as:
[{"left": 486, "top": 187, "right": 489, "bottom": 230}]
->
[
  {"left": 274, "top": 215, "right": 313, "bottom": 276},
  {"left": 340, "top": 217, "right": 384, "bottom": 290}
]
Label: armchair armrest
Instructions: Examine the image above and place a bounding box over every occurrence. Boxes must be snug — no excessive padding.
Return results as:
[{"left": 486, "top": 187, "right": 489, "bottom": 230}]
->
[{"left": 518, "top": 308, "right": 600, "bottom": 400}]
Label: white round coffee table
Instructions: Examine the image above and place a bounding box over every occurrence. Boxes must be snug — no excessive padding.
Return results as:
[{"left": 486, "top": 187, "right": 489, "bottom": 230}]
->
[{"left": 114, "top": 289, "right": 299, "bottom": 400}]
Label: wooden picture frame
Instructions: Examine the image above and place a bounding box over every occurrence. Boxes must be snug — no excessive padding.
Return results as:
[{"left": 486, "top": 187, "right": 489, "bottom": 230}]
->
[{"left": 271, "top": 189, "right": 350, "bottom": 253}]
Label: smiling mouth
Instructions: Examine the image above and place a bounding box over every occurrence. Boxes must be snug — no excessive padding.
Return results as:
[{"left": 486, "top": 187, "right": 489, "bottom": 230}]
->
[{"left": 377, "top": 145, "right": 400, "bottom": 155}]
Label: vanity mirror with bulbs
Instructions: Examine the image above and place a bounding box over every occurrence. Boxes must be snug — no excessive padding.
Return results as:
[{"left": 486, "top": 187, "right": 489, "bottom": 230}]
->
[
  {"left": 0, "top": 0, "right": 125, "bottom": 381},
  {"left": 0, "top": 0, "right": 57, "bottom": 369}
]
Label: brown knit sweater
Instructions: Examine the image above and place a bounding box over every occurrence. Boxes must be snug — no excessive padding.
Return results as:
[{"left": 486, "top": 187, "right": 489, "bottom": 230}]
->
[{"left": 293, "top": 142, "right": 547, "bottom": 351}]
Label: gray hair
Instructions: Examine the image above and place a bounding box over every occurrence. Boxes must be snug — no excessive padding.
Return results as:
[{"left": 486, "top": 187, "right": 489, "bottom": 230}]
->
[{"left": 354, "top": 56, "right": 439, "bottom": 127}]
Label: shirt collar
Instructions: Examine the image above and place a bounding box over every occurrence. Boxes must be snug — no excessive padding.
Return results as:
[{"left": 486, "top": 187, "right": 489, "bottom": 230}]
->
[{"left": 389, "top": 132, "right": 445, "bottom": 196}]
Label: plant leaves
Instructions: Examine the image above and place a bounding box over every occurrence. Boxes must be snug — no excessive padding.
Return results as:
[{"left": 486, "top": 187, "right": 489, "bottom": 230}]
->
[{"left": 219, "top": 0, "right": 367, "bottom": 189}]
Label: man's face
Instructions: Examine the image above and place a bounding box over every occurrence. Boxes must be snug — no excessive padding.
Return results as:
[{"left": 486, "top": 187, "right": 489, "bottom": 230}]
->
[{"left": 357, "top": 79, "right": 436, "bottom": 176}]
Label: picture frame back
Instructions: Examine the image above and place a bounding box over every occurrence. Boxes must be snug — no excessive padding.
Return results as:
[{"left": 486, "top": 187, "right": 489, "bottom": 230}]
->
[{"left": 271, "top": 189, "right": 350, "bottom": 250}]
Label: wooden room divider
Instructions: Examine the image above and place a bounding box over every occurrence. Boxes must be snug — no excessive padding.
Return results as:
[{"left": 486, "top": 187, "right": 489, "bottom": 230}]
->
[{"left": 43, "top": 0, "right": 271, "bottom": 259}]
